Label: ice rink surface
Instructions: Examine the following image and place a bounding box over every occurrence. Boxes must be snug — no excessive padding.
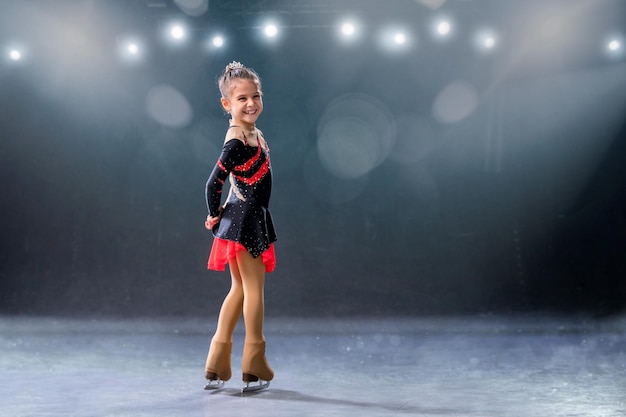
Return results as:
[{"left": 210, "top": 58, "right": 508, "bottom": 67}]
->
[{"left": 1, "top": 315, "right": 624, "bottom": 417}]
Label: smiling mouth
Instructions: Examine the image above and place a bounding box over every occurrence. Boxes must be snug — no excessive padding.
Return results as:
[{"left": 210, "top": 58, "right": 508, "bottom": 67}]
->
[{"left": 244, "top": 110, "right": 257, "bottom": 115}]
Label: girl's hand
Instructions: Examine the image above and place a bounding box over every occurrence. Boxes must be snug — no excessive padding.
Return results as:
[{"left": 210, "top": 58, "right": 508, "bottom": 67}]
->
[
  {"left": 205, "top": 214, "right": 220, "bottom": 230},
  {"left": 204, "top": 208, "right": 223, "bottom": 230}
]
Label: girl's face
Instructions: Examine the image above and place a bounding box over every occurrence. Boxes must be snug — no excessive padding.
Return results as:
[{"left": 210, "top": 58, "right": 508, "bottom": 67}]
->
[{"left": 221, "top": 79, "right": 263, "bottom": 128}]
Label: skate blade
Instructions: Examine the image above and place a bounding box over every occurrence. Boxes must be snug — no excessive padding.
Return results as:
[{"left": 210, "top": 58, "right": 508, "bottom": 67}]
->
[
  {"left": 241, "top": 380, "right": 270, "bottom": 394},
  {"left": 203, "top": 379, "right": 225, "bottom": 390}
]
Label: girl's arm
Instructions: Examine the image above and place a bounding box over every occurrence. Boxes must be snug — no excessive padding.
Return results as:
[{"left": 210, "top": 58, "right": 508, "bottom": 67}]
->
[{"left": 205, "top": 138, "right": 247, "bottom": 216}]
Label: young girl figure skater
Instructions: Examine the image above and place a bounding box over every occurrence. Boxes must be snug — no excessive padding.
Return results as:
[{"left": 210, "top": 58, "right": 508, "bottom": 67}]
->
[{"left": 203, "top": 61, "right": 277, "bottom": 392}]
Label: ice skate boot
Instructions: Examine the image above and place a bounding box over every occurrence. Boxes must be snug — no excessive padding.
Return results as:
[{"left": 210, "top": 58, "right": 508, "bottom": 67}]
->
[
  {"left": 204, "top": 341, "right": 232, "bottom": 390},
  {"left": 241, "top": 341, "right": 274, "bottom": 393}
]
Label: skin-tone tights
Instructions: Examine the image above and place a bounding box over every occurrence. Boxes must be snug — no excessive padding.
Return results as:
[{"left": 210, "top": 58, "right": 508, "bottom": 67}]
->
[{"left": 212, "top": 250, "right": 266, "bottom": 344}]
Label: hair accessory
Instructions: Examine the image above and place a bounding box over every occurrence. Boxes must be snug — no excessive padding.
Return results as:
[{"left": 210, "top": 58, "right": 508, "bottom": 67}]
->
[{"left": 226, "top": 61, "right": 245, "bottom": 71}]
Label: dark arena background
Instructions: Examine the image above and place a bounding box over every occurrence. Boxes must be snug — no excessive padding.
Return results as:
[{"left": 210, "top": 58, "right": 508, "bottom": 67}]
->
[{"left": 1, "top": 1, "right": 625, "bottom": 416}]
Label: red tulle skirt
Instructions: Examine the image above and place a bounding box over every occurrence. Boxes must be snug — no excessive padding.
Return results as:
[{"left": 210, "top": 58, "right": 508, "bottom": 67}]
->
[{"left": 208, "top": 238, "right": 276, "bottom": 273}]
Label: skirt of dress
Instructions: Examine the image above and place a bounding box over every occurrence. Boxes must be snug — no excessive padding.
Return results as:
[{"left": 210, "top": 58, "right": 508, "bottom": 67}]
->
[{"left": 208, "top": 237, "right": 276, "bottom": 273}]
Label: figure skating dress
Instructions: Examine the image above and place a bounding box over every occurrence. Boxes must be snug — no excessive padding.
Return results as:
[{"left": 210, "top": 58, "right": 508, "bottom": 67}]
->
[{"left": 205, "top": 129, "right": 277, "bottom": 272}]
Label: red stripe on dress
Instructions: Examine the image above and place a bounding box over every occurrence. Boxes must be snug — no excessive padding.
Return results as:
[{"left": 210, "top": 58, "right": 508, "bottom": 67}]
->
[
  {"left": 233, "top": 159, "right": 270, "bottom": 185},
  {"left": 233, "top": 145, "right": 261, "bottom": 172}
]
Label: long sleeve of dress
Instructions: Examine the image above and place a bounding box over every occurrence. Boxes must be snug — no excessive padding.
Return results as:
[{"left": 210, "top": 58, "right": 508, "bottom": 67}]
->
[{"left": 205, "top": 139, "right": 248, "bottom": 217}]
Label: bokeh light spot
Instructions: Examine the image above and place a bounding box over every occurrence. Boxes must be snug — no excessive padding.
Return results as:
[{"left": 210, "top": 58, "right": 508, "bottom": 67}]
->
[
  {"left": 389, "top": 115, "right": 439, "bottom": 165},
  {"left": 303, "top": 148, "right": 370, "bottom": 205},
  {"left": 432, "top": 81, "right": 479, "bottom": 124},
  {"left": 316, "top": 94, "right": 396, "bottom": 179},
  {"left": 173, "top": 0, "right": 208, "bottom": 17},
  {"left": 145, "top": 84, "right": 193, "bottom": 128}
]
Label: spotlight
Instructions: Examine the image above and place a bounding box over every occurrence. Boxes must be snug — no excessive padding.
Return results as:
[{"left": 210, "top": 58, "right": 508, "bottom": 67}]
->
[
  {"left": 118, "top": 37, "right": 145, "bottom": 63},
  {"left": 474, "top": 29, "right": 498, "bottom": 53},
  {"left": 264, "top": 24, "right": 278, "bottom": 38},
  {"left": 431, "top": 16, "right": 454, "bottom": 40},
  {"left": 337, "top": 19, "right": 361, "bottom": 44},
  {"left": 394, "top": 32, "right": 407, "bottom": 45},
  {"left": 608, "top": 39, "right": 621, "bottom": 51},
  {"left": 212, "top": 36, "right": 224, "bottom": 48},
  {"left": 127, "top": 43, "right": 139, "bottom": 55},
  {"left": 163, "top": 22, "right": 189, "bottom": 46},
  {"left": 437, "top": 21, "right": 451, "bottom": 36},
  {"left": 377, "top": 27, "right": 412, "bottom": 52},
  {"left": 341, "top": 22, "right": 355, "bottom": 36},
  {"left": 171, "top": 24, "right": 185, "bottom": 40},
  {"left": 9, "top": 49, "right": 21, "bottom": 61},
  {"left": 605, "top": 35, "right": 624, "bottom": 59}
]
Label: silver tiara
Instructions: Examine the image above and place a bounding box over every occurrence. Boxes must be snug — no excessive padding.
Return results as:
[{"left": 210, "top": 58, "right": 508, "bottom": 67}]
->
[{"left": 226, "top": 61, "right": 244, "bottom": 70}]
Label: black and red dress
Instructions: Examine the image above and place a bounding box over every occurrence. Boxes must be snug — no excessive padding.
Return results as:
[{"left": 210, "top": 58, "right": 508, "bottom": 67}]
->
[{"left": 205, "top": 128, "right": 277, "bottom": 272}]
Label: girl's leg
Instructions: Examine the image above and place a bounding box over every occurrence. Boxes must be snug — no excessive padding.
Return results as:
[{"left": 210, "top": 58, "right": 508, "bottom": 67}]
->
[
  {"left": 205, "top": 261, "right": 244, "bottom": 383},
  {"left": 235, "top": 250, "right": 266, "bottom": 342},
  {"left": 213, "top": 263, "right": 244, "bottom": 342},
  {"left": 236, "top": 250, "right": 274, "bottom": 382}
]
